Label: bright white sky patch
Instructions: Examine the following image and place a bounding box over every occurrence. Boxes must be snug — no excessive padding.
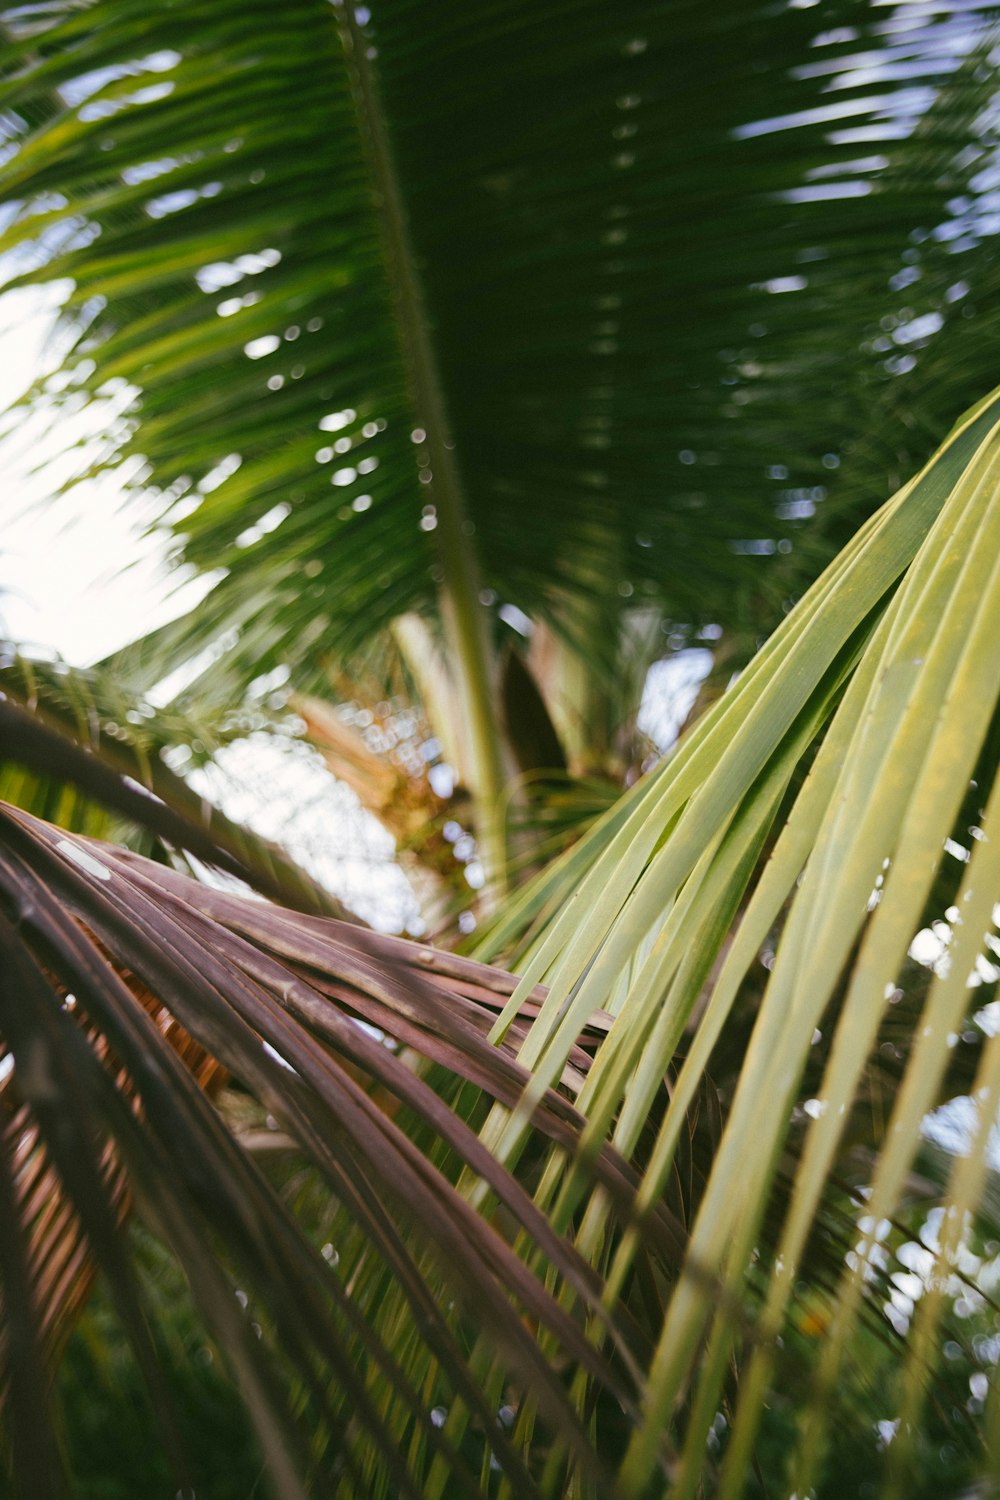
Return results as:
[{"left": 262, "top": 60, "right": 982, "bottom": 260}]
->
[
  {"left": 638, "top": 648, "right": 713, "bottom": 752},
  {"left": 192, "top": 734, "right": 421, "bottom": 932},
  {"left": 0, "top": 288, "right": 191, "bottom": 664}
]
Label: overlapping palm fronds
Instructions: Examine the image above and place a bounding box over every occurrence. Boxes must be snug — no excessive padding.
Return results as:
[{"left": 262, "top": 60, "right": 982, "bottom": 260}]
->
[
  {"left": 469, "top": 382, "right": 1000, "bottom": 1499},
  {"left": 3, "top": 1, "right": 1000, "bottom": 828},
  {"left": 0, "top": 799, "right": 700, "bottom": 1498},
  {"left": 3, "top": 2, "right": 1000, "bottom": 1496},
  {"left": 0, "top": 380, "right": 996, "bottom": 1496}
]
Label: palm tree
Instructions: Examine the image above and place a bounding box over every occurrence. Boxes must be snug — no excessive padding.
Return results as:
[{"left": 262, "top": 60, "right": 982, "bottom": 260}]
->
[{"left": 1, "top": 2, "right": 999, "bottom": 1495}]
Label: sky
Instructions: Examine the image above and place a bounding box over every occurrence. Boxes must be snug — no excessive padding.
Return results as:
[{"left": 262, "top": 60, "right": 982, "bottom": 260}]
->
[{"left": 0, "top": 286, "right": 192, "bottom": 665}]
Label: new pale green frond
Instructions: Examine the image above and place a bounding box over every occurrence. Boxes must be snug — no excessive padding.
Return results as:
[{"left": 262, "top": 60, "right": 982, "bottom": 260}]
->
[{"left": 480, "top": 385, "right": 1000, "bottom": 1497}]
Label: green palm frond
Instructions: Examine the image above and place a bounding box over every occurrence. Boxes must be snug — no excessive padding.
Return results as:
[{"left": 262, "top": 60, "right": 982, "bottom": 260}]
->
[
  {"left": 467, "top": 383, "right": 1000, "bottom": 1496},
  {"left": 3, "top": 0, "right": 1000, "bottom": 705}
]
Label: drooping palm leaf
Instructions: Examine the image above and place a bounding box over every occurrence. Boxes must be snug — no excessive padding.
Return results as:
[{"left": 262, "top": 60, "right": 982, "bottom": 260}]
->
[{"left": 0, "top": 798, "right": 704, "bottom": 1497}]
